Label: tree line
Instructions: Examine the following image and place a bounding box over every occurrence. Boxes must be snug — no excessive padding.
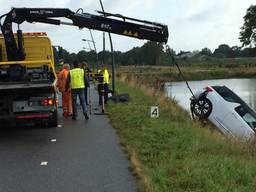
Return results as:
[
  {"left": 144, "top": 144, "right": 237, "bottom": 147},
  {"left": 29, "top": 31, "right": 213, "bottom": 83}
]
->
[
  {"left": 56, "top": 41, "right": 255, "bottom": 67},
  {"left": 57, "top": 41, "right": 172, "bottom": 67}
]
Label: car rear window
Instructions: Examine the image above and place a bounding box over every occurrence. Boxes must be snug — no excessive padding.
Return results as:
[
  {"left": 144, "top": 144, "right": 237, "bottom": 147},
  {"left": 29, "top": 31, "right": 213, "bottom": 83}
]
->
[{"left": 212, "top": 86, "right": 242, "bottom": 103}]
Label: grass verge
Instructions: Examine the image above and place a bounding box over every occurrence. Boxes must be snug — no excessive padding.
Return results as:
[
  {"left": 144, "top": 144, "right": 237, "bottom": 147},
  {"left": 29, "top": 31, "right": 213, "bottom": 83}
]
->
[
  {"left": 108, "top": 81, "right": 256, "bottom": 192},
  {"left": 117, "top": 66, "right": 256, "bottom": 88}
]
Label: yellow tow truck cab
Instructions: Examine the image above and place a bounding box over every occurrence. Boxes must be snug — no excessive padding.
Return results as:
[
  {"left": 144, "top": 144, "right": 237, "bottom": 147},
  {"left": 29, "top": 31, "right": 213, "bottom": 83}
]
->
[
  {"left": 0, "top": 32, "right": 56, "bottom": 74},
  {"left": 0, "top": 33, "right": 58, "bottom": 127}
]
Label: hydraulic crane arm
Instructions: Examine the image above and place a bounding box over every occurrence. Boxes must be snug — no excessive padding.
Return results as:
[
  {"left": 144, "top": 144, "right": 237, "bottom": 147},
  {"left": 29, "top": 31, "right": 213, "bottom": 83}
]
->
[{"left": 0, "top": 8, "right": 169, "bottom": 61}]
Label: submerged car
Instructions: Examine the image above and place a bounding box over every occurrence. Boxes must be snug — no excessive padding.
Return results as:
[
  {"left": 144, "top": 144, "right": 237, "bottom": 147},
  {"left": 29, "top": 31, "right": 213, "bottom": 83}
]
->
[{"left": 190, "top": 86, "right": 256, "bottom": 142}]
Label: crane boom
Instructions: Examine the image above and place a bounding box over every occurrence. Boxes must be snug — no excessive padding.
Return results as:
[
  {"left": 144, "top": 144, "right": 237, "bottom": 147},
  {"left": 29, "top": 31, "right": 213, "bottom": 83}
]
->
[{"left": 0, "top": 8, "right": 169, "bottom": 61}]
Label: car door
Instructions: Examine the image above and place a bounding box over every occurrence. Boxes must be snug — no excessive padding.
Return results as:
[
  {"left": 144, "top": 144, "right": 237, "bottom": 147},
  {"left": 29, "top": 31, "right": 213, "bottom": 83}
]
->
[{"left": 223, "top": 103, "right": 247, "bottom": 139}]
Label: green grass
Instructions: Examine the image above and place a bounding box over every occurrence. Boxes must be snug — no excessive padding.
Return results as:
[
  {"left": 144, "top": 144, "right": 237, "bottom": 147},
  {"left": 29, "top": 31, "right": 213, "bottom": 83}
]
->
[
  {"left": 119, "top": 67, "right": 256, "bottom": 82},
  {"left": 108, "top": 81, "right": 256, "bottom": 192},
  {"left": 178, "top": 57, "right": 256, "bottom": 68},
  {"left": 117, "top": 58, "right": 256, "bottom": 85}
]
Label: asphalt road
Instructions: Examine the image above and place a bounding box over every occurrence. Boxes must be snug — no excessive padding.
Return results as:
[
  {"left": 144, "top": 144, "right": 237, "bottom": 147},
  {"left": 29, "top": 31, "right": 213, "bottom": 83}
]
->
[{"left": 0, "top": 88, "right": 136, "bottom": 192}]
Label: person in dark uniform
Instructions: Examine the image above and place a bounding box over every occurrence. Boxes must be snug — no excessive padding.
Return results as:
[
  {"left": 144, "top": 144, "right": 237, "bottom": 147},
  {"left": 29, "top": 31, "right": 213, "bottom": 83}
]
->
[{"left": 81, "top": 62, "right": 91, "bottom": 106}]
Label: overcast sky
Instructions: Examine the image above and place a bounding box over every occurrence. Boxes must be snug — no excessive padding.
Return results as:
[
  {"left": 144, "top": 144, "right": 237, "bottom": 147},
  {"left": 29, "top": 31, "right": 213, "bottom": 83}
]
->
[{"left": 0, "top": 0, "right": 255, "bottom": 53}]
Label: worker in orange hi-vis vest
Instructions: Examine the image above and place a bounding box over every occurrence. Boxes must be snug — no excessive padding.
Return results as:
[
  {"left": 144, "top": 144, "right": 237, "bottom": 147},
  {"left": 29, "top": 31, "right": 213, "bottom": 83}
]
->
[{"left": 57, "top": 64, "right": 72, "bottom": 117}]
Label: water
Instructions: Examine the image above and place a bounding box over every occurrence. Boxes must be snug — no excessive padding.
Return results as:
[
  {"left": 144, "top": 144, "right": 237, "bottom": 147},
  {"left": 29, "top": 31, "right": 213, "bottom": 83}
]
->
[{"left": 165, "top": 78, "right": 256, "bottom": 111}]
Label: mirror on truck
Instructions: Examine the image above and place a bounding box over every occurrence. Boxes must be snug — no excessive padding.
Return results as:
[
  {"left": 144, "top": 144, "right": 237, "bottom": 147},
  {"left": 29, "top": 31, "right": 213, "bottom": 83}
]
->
[
  {"left": 0, "top": 44, "right": 2, "bottom": 62},
  {"left": 58, "top": 47, "right": 64, "bottom": 61},
  {"left": 53, "top": 46, "right": 64, "bottom": 73}
]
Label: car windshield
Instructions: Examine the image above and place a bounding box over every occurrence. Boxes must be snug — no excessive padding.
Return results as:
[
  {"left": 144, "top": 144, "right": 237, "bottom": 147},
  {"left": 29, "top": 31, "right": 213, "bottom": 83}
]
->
[{"left": 212, "top": 86, "right": 256, "bottom": 131}]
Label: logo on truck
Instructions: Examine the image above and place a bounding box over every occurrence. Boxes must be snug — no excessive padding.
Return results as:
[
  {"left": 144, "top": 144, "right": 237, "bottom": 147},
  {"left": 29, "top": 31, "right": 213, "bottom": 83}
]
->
[
  {"left": 30, "top": 10, "right": 53, "bottom": 14},
  {"left": 101, "top": 24, "right": 111, "bottom": 30}
]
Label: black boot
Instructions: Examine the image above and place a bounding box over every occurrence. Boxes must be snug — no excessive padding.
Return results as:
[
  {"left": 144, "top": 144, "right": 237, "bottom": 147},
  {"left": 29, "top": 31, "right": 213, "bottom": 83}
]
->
[{"left": 84, "top": 113, "right": 89, "bottom": 120}]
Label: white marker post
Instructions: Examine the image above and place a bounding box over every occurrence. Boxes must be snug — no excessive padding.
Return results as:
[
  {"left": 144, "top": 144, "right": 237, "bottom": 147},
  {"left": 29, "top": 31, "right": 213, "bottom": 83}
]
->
[
  {"left": 40, "top": 161, "right": 48, "bottom": 166},
  {"left": 150, "top": 106, "right": 159, "bottom": 118}
]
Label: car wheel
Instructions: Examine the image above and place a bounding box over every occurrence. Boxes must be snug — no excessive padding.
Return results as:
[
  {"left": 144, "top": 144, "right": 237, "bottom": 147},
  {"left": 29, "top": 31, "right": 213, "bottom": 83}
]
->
[
  {"left": 190, "top": 97, "right": 212, "bottom": 119},
  {"left": 48, "top": 110, "right": 58, "bottom": 128}
]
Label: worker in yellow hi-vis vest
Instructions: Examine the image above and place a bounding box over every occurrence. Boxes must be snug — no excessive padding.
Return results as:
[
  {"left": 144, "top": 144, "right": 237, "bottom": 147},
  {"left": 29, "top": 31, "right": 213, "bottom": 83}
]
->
[
  {"left": 66, "top": 61, "right": 89, "bottom": 120},
  {"left": 103, "top": 65, "right": 110, "bottom": 104}
]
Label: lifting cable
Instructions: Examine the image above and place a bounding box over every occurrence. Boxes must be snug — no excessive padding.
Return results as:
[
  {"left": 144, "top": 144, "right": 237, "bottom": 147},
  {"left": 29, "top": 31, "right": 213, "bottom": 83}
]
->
[
  {"left": 165, "top": 45, "right": 197, "bottom": 119},
  {"left": 165, "top": 45, "right": 195, "bottom": 98}
]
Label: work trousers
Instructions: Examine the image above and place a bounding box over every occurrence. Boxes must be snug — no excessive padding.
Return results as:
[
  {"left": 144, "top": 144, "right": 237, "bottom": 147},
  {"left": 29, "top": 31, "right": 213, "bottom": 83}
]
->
[
  {"left": 84, "top": 87, "right": 89, "bottom": 105},
  {"left": 98, "top": 83, "right": 104, "bottom": 105},
  {"left": 71, "top": 88, "right": 87, "bottom": 118},
  {"left": 103, "top": 83, "right": 109, "bottom": 104},
  {"left": 61, "top": 91, "right": 72, "bottom": 116}
]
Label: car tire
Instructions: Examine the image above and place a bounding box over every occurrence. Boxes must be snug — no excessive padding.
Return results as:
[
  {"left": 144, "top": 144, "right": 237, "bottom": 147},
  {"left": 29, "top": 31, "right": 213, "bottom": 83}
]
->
[
  {"left": 48, "top": 110, "right": 58, "bottom": 128},
  {"left": 191, "top": 97, "right": 212, "bottom": 119}
]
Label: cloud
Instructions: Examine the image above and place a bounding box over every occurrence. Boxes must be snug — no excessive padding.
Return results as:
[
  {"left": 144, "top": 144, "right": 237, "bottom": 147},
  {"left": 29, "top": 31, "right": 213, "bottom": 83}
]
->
[
  {"left": 105, "top": 0, "right": 156, "bottom": 14},
  {"left": 166, "top": 0, "right": 256, "bottom": 52}
]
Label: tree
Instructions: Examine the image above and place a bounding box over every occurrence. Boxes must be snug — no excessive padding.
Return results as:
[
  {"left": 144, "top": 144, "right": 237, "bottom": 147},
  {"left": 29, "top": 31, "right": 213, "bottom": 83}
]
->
[
  {"left": 200, "top": 48, "right": 212, "bottom": 56},
  {"left": 230, "top": 46, "right": 241, "bottom": 57},
  {"left": 213, "top": 44, "right": 232, "bottom": 58},
  {"left": 240, "top": 5, "right": 256, "bottom": 47},
  {"left": 139, "top": 41, "right": 164, "bottom": 65}
]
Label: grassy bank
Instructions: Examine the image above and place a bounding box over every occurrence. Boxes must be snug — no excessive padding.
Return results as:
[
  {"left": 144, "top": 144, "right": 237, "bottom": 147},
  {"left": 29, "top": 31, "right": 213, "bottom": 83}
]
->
[
  {"left": 177, "top": 57, "right": 256, "bottom": 68},
  {"left": 108, "top": 81, "right": 256, "bottom": 192}
]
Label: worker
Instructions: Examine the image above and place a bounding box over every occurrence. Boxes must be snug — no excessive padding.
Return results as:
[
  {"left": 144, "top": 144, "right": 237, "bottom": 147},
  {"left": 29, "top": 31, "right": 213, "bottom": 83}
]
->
[
  {"left": 81, "top": 61, "right": 91, "bottom": 73},
  {"left": 57, "top": 64, "right": 72, "bottom": 117},
  {"left": 66, "top": 61, "right": 89, "bottom": 120},
  {"left": 103, "top": 65, "right": 110, "bottom": 104},
  {"left": 97, "top": 69, "right": 104, "bottom": 106},
  {"left": 81, "top": 62, "right": 91, "bottom": 105}
]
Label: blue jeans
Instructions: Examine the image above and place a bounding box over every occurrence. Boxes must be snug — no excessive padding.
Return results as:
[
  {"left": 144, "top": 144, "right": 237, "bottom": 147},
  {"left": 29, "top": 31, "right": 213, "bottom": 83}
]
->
[
  {"left": 84, "top": 87, "right": 89, "bottom": 105},
  {"left": 72, "top": 89, "right": 87, "bottom": 118}
]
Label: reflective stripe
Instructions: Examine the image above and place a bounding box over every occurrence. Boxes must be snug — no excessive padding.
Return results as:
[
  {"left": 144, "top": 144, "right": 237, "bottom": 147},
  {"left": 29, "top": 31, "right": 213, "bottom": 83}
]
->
[
  {"left": 103, "top": 69, "right": 109, "bottom": 84},
  {"left": 70, "top": 68, "right": 85, "bottom": 89}
]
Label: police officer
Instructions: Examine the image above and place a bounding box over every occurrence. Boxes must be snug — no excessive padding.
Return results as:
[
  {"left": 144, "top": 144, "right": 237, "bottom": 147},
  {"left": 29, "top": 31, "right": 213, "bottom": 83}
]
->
[
  {"left": 81, "top": 62, "right": 91, "bottom": 105},
  {"left": 66, "top": 61, "right": 89, "bottom": 120}
]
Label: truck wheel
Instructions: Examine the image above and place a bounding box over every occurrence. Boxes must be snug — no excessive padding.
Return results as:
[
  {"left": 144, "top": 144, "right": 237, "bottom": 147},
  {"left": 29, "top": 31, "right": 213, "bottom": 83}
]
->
[
  {"left": 48, "top": 110, "right": 58, "bottom": 128},
  {"left": 190, "top": 97, "right": 212, "bottom": 119}
]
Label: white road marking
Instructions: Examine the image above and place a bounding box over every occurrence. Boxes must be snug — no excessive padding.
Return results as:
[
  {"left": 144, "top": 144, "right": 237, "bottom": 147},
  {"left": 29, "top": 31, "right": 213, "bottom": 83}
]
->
[
  {"left": 51, "top": 139, "right": 57, "bottom": 142},
  {"left": 40, "top": 161, "right": 48, "bottom": 166}
]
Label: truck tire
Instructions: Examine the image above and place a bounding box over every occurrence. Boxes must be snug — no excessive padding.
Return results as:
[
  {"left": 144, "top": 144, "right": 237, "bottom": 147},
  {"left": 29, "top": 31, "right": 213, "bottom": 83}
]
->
[{"left": 48, "top": 110, "right": 58, "bottom": 128}]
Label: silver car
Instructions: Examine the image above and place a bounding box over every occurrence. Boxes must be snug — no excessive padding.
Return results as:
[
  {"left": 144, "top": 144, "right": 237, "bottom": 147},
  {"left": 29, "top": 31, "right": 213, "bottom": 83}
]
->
[{"left": 190, "top": 86, "right": 256, "bottom": 142}]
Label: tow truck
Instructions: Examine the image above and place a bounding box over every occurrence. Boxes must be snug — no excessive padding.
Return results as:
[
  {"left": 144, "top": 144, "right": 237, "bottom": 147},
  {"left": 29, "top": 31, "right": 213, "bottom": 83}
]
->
[{"left": 0, "top": 8, "right": 169, "bottom": 127}]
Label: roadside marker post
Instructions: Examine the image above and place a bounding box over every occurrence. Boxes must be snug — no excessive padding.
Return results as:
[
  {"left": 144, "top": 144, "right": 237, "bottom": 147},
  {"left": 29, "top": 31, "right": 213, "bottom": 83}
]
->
[
  {"left": 150, "top": 106, "right": 159, "bottom": 118},
  {"left": 40, "top": 161, "right": 48, "bottom": 166}
]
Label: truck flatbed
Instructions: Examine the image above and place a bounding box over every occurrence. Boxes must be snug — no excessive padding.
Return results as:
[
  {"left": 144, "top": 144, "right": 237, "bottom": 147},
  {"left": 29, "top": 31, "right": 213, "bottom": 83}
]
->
[{"left": 0, "top": 82, "right": 54, "bottom": 90}]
